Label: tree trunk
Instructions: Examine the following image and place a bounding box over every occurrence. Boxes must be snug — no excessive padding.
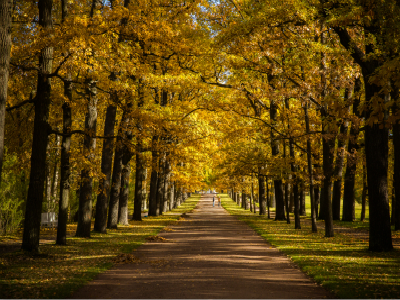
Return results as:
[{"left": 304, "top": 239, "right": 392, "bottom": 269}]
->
[
  {"left": 162, "top": 159, "right": 170, "bottom": 213},
  {"left": 332, "top": 98, "right": 350, "bottom": 220},
  {"left": 169, "top": 181, "right": 175, "bottom": 211},
  {"left": 303, "top": 102, "right": 317, "bottom": 232},
  {"left": 314, "top": 187, "right": 320, "bottom": 220},
  {"left": 22, "top": 0, "right": 53, "bottom": 252},
  {"left": 0, "top": 0, "right": 12, "bottom": 184},
  {"left": 270, "top": 100, "right": 285, "bottom": 220},
  {"left": 118, "top": 162, "right": 130, "bottom": 225},
  {"left": 107, "top": 142, "right": 123, "bottom": 229},
  {"left": 75, "top": 79, "right": 98, "bottom": 238},
  {"left": 361, "top": 162, "right": 367, "bottom": 221},
  {"left": 51, "top": 135, "right": 60, "bottom": 208},
  {"left": 258, "top": 173, "right": 266, "bottom": 216},
  {"left": 133, "top": 151, "right": 145, "bottom": 221},
  {"left": 156, "top": 155, "right": 165, "bottom": 215},
  {"left": 148, "top": 137, "right": 159, "bottom": 216},
  {"left": 299, "top": 181, "right": 306, "bottom": 216},
  {"left": 94, "top": 105, "right": 116, "bottom": 233},
  {"left": 392, "top": 95, "right": 400, "bottom": 230},
  {"left": 267, "top": 178, "right": 271, "bottom": 219},
  {"left": 322, "top": 129, "right": 335, "bottom": 237},
  {"left": 342, "top": 80, "right": 361, "bottom": 221},
  {"left": 56, "top": 101, "right": 72, "bottom": 245}
]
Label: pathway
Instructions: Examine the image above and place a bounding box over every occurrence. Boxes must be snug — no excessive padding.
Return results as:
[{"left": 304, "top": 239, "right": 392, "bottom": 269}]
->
[{"left": 71, "top": 194, "right": 334, "bottom": 299}]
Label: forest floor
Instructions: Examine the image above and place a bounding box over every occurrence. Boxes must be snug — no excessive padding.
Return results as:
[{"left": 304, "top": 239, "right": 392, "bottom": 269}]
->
[{"left": 71, "top": 194, "right": 333, "bottom": 299}]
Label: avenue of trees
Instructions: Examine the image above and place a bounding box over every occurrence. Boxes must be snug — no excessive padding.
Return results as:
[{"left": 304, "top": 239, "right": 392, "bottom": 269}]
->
[{"left": 0, "top": 0, "right": 400, "bottom": 253}]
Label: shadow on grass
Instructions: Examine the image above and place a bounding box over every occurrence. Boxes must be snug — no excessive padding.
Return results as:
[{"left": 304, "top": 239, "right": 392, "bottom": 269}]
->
[
  {"left": 220, "top": 194, "right": 400, "bottom": 299},
  {"left": 0, "top": 196, "right": 200, "bottom": 299}
]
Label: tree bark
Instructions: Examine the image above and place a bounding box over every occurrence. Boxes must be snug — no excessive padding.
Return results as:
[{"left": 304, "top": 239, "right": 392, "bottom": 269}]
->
[
  {"left": 392, "top": 89, "right": 400, "bottom": 230},
  {"left": 156, "top": 155, "right": 166, "bottom": 215},
  {"left": 332, "top": 96, "right": 350, "bottom": 220},
  {"left": 162, "top": 159, "right": 170, "bottom": 213},
  {"left": 0, "top": 0, "right": 12, "bottom": 184},
  {"left": 148, "top": 136, "right": 159, "bottom": 216},
  {"left": 342, "top": 79, "right": 361, "bottom": 221},
  {"left": 258, "top": 172, "right": 266, "bottom": 216},
  {"left": 270, "top": 100, "right": 285, "bottom": 220},
  {"left": 75, "top": 79, "right": 98, "bottom": 238},
  {"left": 107, "top": 140, "right": 123, "bottom": 229},
  {"left": 361, "top": 162, "right": 367, "bottom": 221},
  {"left": 169, "top": 181, "right": 175, "bottom": 211},
  {"left": 118, "top": 162, "right": 130, "bottom": 225},
  {"left": 56, "top": 101, "right": 72, "bottom": 245},
  {"left": 133, "top": 151, "right": 145, "bottom": 221},
  {"left": 303, "top": 102, "right": 317, "bottom": 232},
  {"left": 94, "top": 105, "right": 116, "bottom": 233},
  {"left": 22, "top": 0, "right": 53, "bottom": 252}
]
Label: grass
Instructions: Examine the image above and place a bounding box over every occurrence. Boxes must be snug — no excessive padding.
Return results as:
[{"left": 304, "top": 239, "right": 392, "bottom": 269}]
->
[
  {"left": 220, "top": 193, "right": 400, "bottom": 299},
  {"left": 0, "top": 195, "right": 200, "bottom": 299}
]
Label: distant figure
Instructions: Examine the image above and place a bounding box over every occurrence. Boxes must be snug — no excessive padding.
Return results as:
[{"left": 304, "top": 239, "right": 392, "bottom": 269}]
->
[
  {"left": 218, "top": 196, "right": 221, "bottom": 207},
  {"left": 213, "top": 196, "right": 215, "bottom": 207}
]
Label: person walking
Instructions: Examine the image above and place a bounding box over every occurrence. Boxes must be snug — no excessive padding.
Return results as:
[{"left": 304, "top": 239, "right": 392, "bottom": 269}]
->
[
  {"left": 218, "top": 196, "right": 221, "bottom": 207},
  {"left": 213, "top": 196, "right": 215, "bottom": 207}
]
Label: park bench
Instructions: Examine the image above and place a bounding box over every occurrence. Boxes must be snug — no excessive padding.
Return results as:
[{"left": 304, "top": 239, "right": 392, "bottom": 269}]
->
[{"left": 40, "top": 212, "right": 58, "bottom": 228}]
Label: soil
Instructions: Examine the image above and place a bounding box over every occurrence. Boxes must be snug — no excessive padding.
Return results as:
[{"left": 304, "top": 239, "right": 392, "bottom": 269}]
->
[{"left": 71, "top": 194, "right": 334, "bottom": 299}]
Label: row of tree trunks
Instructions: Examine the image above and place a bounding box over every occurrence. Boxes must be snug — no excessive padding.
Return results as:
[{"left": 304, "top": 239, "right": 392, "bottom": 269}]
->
[{"left": 333, "top": 24, "right": 393, "bottom": 251}]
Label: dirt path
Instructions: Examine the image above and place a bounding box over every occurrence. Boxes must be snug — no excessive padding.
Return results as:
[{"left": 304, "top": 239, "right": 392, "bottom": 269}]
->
[{"left": 71, "top": 194, "right": 334, "bottom": 299}]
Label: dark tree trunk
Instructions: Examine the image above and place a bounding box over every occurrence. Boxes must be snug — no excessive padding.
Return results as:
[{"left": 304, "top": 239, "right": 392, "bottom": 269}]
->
[
  {"left": 56, "top": 2, "right": 71, "bottom": 245},
  {"left": 242, "top": 190, "right": 246, "bottom": 209},
  {"left": 266, "top": 178, "right": 271, "bottom": 219},
  {"left": 293, "top": 181, "right": 300, "bottom": 229},
  {"left": 322, "top": 128, "right": 335, "bottom": 237},
  {"left": 156, "top": 155, "right": 165, "bottom": 215},
  {"left": 342, "top": 80, "right": 361, "bottom": 221},
  {"left": 361, "top": 162, "right": 367, "bottom": 221},
  {"left": 270, "top": 100, "right": 285, "bottom": 220},
  {"left": 314, "top": 187, "right": 320, "bottom": 220},
  {"left": 56, "top": 101, "right": 71, "bottom": 245},
  {"left": 163, "top": 160, "right": 170, "bottom": 213},
  {"left": 319, "top": 185, "right": 325, "bottom": 219},
  {"left": 332, "top": 96, "right": 350, "bottom": 220},
  {"left": 303, "top": 102, "right": 317, "bottom": 231},
  {"left": 258, "top": 173, "right": 266, "bottom": 216},
  {"left": 107, "top": 142, "right": 123, "bottom": 229},
  {"left": 94, "top": 105, "right": 116, "bottom": 233},
  {"left": 75, "top": 79, "right": 98, "bottom": 238},
  {"left": 392, "top": 95, "right": 400, "bottom": 230},
  {"left": 118, "top": 162, "right": 130, "bottom": 225},
  {"left": 300, "top": 182, "right": 306, "bottom": 216},
  {"left": 133, "top": 151, "right": 145, "bottom": 221},
  {"left": 169, "top": 181, "right": 175, "bottom": 211},
  {"left": 148, "top": 136, "right": 159, "bottom": 216},
  {"left": 0, "top": 0, "right": 12, "bottom": 183},
  {"left": 22, "top": 0, "right": 53, "bottom": 252}
]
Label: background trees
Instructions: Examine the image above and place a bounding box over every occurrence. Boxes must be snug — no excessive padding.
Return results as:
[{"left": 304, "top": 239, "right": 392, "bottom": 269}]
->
[{"left": 1, "top": 0, "right": 400, "bottom": 253}]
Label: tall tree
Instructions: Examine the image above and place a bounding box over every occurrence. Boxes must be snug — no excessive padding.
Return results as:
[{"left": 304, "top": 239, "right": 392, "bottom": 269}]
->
[
  {"left": 0, "top": 0, "right": 12, "bottom": 183},
  {"left": 22, "top": 0, "right": 54, "bottom": 252}
]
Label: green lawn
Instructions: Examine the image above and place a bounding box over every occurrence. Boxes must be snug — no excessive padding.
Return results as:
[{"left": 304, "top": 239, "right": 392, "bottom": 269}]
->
[
  {"left": 220, "top": 193, "right": 400, "bottom": 299},
  {"left": 0, "top": 195, "right": 200, "bottom": 299}
]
